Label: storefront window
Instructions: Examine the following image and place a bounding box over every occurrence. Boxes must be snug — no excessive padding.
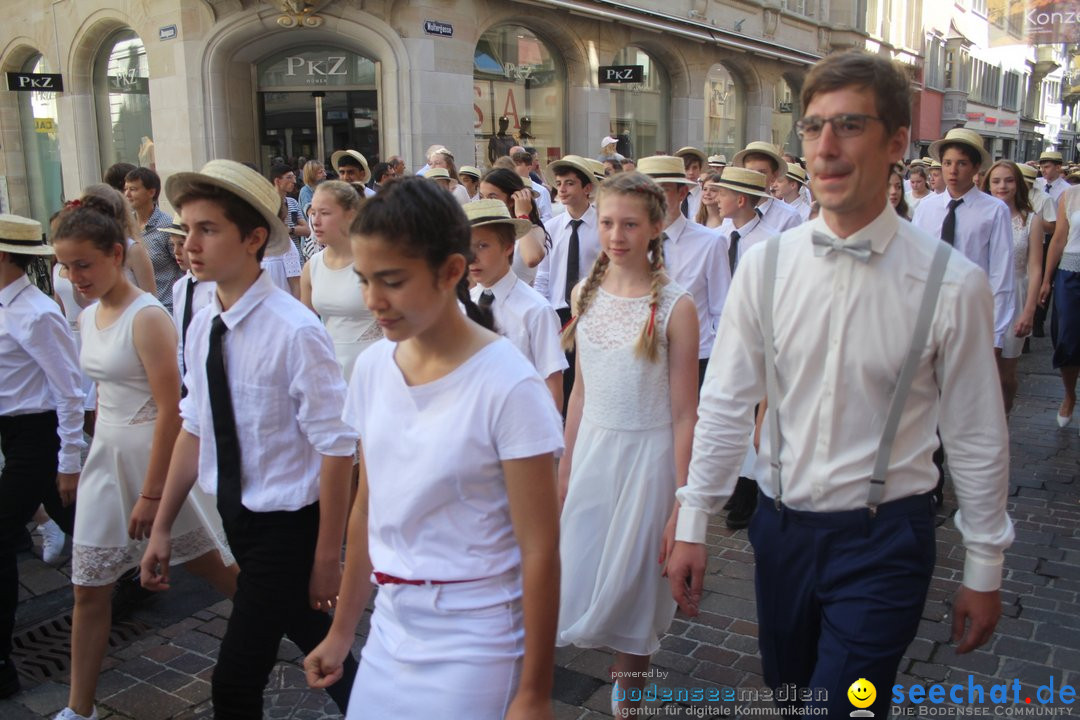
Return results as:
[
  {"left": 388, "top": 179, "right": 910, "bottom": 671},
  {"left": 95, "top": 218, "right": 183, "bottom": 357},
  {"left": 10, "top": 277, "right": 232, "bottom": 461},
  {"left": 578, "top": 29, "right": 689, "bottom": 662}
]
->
[
  {"left": 705, "top": 64, "right": 743, "bottom": 160},
  {"left": 772, "top": 77, "right": 799, "bottom": 155},
  {"left": 17, "top": 54, "right": 63, "bottom": 228},
  {"left": 474, "top": 25, "right": 565, "bottom": 168},
  {"left": 93, "top": 29, "right": 154, "bottom": 170},
  {"left": 608, "top": 47, "right": 669, "bottom": 160}
]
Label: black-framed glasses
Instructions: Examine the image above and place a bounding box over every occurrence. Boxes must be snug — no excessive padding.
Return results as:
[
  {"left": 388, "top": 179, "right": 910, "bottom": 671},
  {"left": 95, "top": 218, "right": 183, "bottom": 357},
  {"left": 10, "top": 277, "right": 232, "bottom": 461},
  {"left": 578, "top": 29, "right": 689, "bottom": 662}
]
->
[{"left": 795, "top": 114, "right": 884, "bottom": 140}]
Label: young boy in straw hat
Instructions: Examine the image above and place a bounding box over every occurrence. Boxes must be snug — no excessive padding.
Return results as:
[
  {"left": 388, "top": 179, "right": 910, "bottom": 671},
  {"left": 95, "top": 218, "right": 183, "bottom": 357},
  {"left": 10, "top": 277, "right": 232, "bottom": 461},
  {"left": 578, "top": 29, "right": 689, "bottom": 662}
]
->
[
  {"left": 732, "top": 141, "right": 803, "bottom": 232},
  {"left": 0, "top": 214, "right": 85, "bottom": 699},
  {"left": 140, "top": 160, "right": 359, "bottom": 717},
  {"left": 466, "top": 199, "right": 568, "bottom": 408},
  {"left": 331, "top": 150, "right": 376, "bottom": 198},
  {"left": 161, "top": 218, "right": 216, "bottom": 383},
  {"left": 675, "top": 146, "right": 709, "bottom": 219},
  {"left": 774, "top": 165, "right": 812, "bottom": 222}
]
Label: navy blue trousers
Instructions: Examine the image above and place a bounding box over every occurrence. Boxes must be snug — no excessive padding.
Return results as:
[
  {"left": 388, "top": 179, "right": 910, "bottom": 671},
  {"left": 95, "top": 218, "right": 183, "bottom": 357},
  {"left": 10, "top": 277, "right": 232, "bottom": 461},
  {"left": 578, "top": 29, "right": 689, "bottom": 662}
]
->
[{"left": 748, "top": 491, "right": 936, "bottom": 717}]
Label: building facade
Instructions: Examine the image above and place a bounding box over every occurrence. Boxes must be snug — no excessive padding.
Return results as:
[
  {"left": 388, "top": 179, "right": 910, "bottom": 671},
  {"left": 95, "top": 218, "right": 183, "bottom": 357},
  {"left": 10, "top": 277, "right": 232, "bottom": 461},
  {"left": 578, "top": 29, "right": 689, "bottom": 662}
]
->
[{"left": 1, "top": 0, "right": 844, "bottom": 227}]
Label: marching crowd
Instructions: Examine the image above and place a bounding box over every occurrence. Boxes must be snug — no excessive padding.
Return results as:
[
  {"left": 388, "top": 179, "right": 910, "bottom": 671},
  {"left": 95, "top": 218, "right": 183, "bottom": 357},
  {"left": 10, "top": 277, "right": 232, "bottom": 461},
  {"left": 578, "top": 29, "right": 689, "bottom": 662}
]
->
[{"left": 4, "top": 48, "right": 1078, "bottom": 719}]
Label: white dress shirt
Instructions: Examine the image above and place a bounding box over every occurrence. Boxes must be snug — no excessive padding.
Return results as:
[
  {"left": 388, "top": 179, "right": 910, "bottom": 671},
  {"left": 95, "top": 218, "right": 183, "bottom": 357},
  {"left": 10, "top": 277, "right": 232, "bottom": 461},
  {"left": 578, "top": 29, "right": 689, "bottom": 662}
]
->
[
  {"left": 537, "top": 205, "right": 601, "bottom": 311},
  {"left": 0, "top": 275, "right": 85, "bottom": 473},
  {"left": 686, "top": 185, "right": 703, "bottom": 221},
  {"left": 532, "top": 180, "right": 554, "bottom": 221},
  {"left": 677, "top": 206, "right": 1014, "bottom": 591},
  {"left": 911, "top": 185, "right": 1015, "bottom": 348},
  {"left": 470, "top": 270, "right": 568, "bottom": 378},
  {"left": 718, "top": 214, "right": 780, "bottom": 271},
  {"left": 1030, "top": 187, "right": 1057, "bottom": 226},
  {"left": 1035, "top": 175, "right": 1069, "bottom": 204},
  {"left": 757, "top": 196, "right": 803, "bottom": 232},
  {"left": 784, "top": 195, "right": 812, "bottom": 222},
  {"left": 180, "top": 271, "right": 356, "bottom": 512},
  {"left": 662, "top": 215, "right": 731, "bottom": 359},
  {"left": 171, "top": 272, "right": 216, "bottom": 372}
]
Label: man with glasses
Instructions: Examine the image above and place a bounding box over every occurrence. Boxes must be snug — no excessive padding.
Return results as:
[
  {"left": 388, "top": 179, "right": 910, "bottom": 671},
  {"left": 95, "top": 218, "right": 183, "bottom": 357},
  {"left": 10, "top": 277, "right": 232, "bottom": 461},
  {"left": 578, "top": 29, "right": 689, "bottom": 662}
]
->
[{"left": 664, "top": 51, "right": 1013, "bottom": 718}]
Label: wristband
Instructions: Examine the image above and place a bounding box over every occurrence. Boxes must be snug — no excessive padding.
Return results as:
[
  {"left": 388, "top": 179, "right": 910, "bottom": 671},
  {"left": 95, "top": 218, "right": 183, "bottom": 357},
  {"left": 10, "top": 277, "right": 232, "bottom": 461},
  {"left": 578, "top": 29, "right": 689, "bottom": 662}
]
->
[{"left": 517, "top": 214, "right": 530, "bottom": 220}]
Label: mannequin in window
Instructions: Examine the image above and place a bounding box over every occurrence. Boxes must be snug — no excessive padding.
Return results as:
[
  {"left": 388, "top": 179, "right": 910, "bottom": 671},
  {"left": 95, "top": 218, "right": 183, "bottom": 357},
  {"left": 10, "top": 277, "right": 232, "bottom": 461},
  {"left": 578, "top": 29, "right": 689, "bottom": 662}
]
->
[
  {"left": 518, "top": 116, "right": 535, "bottom": 142},
  {"left": 488, "top": 116, "right": 516, "bottom": 164}
]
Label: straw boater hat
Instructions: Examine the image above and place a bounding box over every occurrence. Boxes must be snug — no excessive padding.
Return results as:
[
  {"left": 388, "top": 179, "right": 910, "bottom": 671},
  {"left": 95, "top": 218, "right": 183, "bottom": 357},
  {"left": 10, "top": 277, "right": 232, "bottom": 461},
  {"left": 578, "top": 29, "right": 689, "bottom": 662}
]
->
[
  {"left": 330, "top": 149, "right": 371, "bottom": 178},
  {"left": 929, "top": 159, "right": 942, "bottom": 170},
  {"left": 463, "top": 199, "right": 533, "bottom": 238},
  {"left": 423, "top": 167, "right": 451, "bottom": 182},
  {"left": 785, "top": 165, "right": 808, "bottom": 185},
  {"left": 929, "top": 128, "right": 991, "bottom": 171},
  {"left": 160, "top": 216, "right": 186, "bottom": 237},
  {"left": 584, "top": 158, "right": 607, "bottom": 183},
  {"left": 0, "top": 214, "right": 51, "bottom": 256},
  {"left": 1018, "top": 163, "right": 1038, "bottom": 184},
  {"left": 636, "top": 156, "right": 698, "bottom": 186},
  {"left": 674, "top": 146, "right": 709, "bottom": 166},
  {"left": 908, "top": 158, "right": 927, "bottom": 168},
  {"left": 731, "top": 141, "right": 789, "bottom": 177},
  {"left": 707, "top": 155, "right": 728, "bottom": 168},
  {"left": 458, "top": 165, "right": 481, "bottom": 180},
  {"left": 546, "top": 155, "right": 596, "bottom": 187},
  {"left": 1039, "top": 150, "right": 1064, "bottom": 164},
  {"left": 165, "top": 160, "right": 291, "bottom": 257},
  {"left": 704, "top": 167, "right": 772, "bottom": 199}
]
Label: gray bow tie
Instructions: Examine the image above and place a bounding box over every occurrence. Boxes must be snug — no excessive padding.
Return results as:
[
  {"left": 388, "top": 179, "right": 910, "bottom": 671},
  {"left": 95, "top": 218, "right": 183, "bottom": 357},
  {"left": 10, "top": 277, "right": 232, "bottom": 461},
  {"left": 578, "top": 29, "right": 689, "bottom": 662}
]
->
[{"left": 811, "top": 232, "right": 872, "bottom": 262}]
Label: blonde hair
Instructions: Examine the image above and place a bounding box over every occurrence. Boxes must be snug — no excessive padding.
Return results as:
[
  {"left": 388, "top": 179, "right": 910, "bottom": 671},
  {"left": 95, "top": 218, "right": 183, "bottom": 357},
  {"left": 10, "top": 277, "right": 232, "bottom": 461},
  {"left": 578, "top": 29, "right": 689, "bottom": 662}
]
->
[
  {"left": 560, "top": 172, "right": 668, "bottom": 362},
  {"left": 302, "top": 160, "right": 324, "bottom": 187},
  {"left": 81, "top": 183, "right": 139, "bottom": 243},
  {"left": 314, "top": 179, "right": 363, "bottom": 213}
]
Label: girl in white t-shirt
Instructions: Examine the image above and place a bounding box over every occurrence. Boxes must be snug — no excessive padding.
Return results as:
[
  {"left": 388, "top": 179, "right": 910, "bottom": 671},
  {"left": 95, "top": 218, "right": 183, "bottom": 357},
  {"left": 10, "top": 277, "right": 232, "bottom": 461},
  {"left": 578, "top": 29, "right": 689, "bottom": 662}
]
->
[{"left": 303, "top": 176, "right": 564, "bottom": 720}]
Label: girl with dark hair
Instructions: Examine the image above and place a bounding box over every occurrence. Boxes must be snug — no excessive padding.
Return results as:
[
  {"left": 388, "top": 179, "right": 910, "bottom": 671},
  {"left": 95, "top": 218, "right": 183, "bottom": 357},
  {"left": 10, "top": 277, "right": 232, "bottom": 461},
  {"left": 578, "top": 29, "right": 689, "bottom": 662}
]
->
[
  {"left": 557, "top": 173, "right": 699, "bottom": 717},
  {"left": 50, "top": 201, "right": 236, "bottom": 720},
  {"left": 479, "top": 168, "right": 550, "bottom": 285},
  {"left": 303, "top": 176, "right": 563, "bottom": 720},
  {"left": 888, "top": 164, "right": 911, "bottom": 219}
]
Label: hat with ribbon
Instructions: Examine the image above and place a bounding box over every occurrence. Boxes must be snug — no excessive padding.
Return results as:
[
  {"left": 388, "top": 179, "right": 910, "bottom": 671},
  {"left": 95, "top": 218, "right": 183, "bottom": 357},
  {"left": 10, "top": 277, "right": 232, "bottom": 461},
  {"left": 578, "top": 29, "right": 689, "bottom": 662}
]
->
[
  {"left": 0, "top": 214, "right": 51, "bottom": 256},
  {"left": 463, "top": 199, "right": 533, "bottom": 238},
  {"left": 636, "top": 156, "right": 698, "bottom": 186},
  {"left": 704, "top": 167, "right": 772, "bottom": 198},
  {"left": 929, "top": 128, "right": 991, "bottom": 171}
]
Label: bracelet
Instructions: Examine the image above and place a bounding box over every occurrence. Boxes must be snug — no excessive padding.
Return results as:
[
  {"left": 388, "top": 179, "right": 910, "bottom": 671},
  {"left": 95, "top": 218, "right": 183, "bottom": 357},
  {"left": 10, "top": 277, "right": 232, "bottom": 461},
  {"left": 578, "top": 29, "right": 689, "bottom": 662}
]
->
[
  {"left": 517, "top": 214, "right": 530, "bottom": 220},
  {"left": 140, "top": 492, "right": 162, "bottom": 501}
]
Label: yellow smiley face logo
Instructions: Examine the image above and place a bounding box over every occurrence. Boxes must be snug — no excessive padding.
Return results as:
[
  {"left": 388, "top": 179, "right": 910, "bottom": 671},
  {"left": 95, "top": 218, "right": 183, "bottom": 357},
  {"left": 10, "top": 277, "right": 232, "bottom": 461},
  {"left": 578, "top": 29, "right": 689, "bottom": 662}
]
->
[{"left": 848, "top": 678, "right": 876, "bottom": 709}]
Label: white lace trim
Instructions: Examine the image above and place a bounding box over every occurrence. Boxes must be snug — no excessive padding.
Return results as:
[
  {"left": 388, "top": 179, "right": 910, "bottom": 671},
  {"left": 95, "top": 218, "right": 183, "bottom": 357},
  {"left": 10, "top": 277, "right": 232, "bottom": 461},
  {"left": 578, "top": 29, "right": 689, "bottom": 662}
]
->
[
  {"left": 130, "top": 397, "right": 158, "bottom": 425},
  {"left": 71, "top": 527, "right": 234, "bottom": 586}
]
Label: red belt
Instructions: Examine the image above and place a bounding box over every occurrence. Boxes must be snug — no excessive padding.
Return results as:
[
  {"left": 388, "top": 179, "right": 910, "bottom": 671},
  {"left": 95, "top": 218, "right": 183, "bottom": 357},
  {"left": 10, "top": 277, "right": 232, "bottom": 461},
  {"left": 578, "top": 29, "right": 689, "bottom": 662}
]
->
[{"left": 374, "top": 572, "right": 483, "bottom": 586}]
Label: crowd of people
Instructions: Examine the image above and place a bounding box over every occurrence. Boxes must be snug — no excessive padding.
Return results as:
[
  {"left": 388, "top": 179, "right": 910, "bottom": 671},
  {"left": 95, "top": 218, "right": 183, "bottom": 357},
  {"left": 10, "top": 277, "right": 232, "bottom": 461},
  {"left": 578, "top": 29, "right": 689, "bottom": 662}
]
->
[{"left": 6, "top": 47, "right": 1080, "bottom": 719}]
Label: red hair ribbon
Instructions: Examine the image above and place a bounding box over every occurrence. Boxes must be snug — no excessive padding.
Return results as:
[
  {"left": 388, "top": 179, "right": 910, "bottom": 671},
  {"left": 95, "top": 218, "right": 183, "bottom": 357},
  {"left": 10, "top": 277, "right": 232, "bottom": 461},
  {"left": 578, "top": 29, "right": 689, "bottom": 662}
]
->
[
  {"left": 561, "top": 315, "right": 576, "bottom": 332},
  {"left": 646, "top": 303, "right": 657, "bottom": 337},
  {"left": 64, "top": 199, "right": 82, "bottom": 209}
]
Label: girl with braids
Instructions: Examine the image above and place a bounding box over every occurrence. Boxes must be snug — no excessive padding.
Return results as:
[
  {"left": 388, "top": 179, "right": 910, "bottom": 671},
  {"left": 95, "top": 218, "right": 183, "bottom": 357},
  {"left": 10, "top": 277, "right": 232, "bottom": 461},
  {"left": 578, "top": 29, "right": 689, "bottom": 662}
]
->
[
  {"left": 303, "top": 176, "right": 563, "bottom": 720},
  {"left": 556, "top": 172, "right": 699, "bottom": 717},
  {"left": 479, "top": 167, "right": 550, "bottom": 285},
  {"left": 51, "top": 200, "right": 236, "bottom": 720}
]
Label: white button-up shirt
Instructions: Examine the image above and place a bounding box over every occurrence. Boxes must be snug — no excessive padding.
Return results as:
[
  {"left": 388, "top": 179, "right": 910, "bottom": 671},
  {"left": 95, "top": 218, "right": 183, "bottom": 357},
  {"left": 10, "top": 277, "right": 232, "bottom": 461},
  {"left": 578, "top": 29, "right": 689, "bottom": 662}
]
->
[
  {"left": 911, "top": 186, "right": 1015, "bottom": 348},
  {"left": 757, "top": 196, "right": 803, "bottom": 232},
  {"left": 0, "top": 275, "right": 85, "bottom": 473},
  {"left": 686, "top": 185, "right": 703, "bottom": 221},
  {"left": 532, "top": 180, "right": 553, "bottom": 221},
  {"left": 171, "top": 272, "right": 216, "bottom": 372},
  {"left": 470, "top": 270, "right": 568, "bottom": 379},
  {"left": 1030, "top": 186, "right": 1057, "bottom": 225},
  {"left": 662, "top": 215, "right": 731, "bottom": 359},
  {"left": 784, "top": 195, "right": 813, "bottom": 222},
  {"left": 675, "top": 206, "right": 1014, "bottom": 592},
  {"left": 718, "top": 214, "right": 780, "bottom": 271},
  {"left": 537, "top": 205, "right": 601, "bottom": 311},
  {"left": 180, "top": 271, "right": 356, "bottom": 512},
  {"left": 1035, "top": 175, "right": 1069, "bottom": 204}
]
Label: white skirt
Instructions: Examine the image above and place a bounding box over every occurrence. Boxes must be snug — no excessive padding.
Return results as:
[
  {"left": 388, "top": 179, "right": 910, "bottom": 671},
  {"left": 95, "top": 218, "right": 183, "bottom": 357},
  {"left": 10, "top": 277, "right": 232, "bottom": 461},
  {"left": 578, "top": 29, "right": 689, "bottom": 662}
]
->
[
  {"left": 349, "top": 570, "right": 524, "bottom": 719},
  {"left": 72, "top": 419, "right": 234, "bottom": 586},
  {"left": 1002, "top": 273, "right": 1029, "bottom": 360},
  {"left": 557, "top": 420, "right": 677, "bottom": 656}
]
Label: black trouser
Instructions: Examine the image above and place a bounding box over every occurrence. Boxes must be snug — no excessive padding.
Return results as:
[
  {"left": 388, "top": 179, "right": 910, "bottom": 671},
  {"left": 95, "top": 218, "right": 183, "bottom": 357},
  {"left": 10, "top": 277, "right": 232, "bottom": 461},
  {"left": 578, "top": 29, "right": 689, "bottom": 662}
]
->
[
  {"left": 557, "top": 307, "right": 576, "bottom": 417},
  {"left": 211, "top": 502, "right": 357, "bottom": 719},
  {"left": 1034, "top": 234, "right": 1053, "bottom": 330},
  {"left": 0, "top": 412, "right": 75, "bottom": 659}
]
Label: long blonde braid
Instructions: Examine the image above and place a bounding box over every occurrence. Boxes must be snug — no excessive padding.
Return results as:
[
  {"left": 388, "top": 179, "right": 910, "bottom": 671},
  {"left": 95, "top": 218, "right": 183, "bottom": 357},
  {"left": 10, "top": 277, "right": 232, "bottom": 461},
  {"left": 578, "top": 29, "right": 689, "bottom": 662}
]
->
[
  {"left": 634, "top": 232, "right": 666, "bottom": 362},
  {"left": 560, "top": 252, "right": 609, "bottom": 351}
]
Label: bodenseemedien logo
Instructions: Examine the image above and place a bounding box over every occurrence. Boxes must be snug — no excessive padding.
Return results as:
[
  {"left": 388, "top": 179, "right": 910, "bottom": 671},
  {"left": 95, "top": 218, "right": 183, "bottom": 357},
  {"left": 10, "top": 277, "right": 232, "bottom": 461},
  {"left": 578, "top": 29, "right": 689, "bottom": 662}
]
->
[{"left": 849, "top": 678, "right": 877, "bottom": 717}]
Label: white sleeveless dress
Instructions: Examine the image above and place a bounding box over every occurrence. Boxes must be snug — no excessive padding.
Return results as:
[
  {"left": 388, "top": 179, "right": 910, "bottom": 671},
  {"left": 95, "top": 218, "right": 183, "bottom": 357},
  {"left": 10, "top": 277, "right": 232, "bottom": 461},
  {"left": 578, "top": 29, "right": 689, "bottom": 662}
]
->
[
  {"left": 308, "top": 250, "right": 382, "bottom": 381},
  {"left": 72, "top": 293, "right": 233, "bottom": 586},
  {"left": 1002, "top": 212, "right": 1034, "bottom": 359},
  {"left": 52, "top": 264, "right": 97, "bottom": 411},
  {"left": 558, "top": 282, "right": 690, "bottom": 656}
]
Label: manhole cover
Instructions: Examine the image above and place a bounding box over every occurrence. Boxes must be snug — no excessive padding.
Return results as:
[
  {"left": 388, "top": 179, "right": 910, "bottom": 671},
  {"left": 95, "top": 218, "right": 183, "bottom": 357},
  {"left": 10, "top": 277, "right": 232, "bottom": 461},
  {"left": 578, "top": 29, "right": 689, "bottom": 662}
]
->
[{"left": 11, "top": 613, "right": 153, "bottom": 684}]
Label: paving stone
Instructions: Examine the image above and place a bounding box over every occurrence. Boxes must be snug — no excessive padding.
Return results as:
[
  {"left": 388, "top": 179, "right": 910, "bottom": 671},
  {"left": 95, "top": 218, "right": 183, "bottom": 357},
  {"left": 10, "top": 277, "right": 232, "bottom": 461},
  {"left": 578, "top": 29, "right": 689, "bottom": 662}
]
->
[
  {"left": 165, "top": 651, "right": 215, "bottom": 675},
  {"left": 994, "top": 636, "right": 1052, "bottom": 664}
]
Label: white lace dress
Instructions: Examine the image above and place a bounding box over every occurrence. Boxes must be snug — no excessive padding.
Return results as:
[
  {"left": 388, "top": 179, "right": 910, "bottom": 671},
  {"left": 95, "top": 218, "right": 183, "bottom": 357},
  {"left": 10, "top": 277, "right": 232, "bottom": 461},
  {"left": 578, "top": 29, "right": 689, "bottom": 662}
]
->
[
  {"left": 558, "top": 282, "right": 690, "bottom": 656},
  {"left": 73, "top": 293, "right": 233, "bottom": 586},
  {"left": 1002, "top": 211, "right": 1034, "bottom": 359}
]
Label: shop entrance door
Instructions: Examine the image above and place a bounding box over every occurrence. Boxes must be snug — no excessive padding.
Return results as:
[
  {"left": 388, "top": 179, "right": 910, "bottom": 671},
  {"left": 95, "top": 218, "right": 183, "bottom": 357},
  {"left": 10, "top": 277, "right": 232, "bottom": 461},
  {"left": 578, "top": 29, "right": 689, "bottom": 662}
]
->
[{"left": 258, "top": 90, "right": 379, "bottom": 170}]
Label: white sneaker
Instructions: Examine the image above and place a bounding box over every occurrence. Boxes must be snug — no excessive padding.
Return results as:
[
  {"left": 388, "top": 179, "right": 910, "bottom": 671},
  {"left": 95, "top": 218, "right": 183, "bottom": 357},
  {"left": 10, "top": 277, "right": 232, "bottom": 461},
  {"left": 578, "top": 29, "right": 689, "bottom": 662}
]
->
[
  {"left": 39, "top": 520, "right": 66, "bottom": 565},
  {"left": 54, "top": 707, "right": 98, "bottom": 720}
]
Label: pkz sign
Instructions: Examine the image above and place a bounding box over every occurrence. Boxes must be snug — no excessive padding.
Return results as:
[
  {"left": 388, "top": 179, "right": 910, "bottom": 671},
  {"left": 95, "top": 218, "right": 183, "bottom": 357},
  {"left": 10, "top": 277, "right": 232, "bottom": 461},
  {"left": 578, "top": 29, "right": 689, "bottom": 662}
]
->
[
  {"left": 6, "top": 72, "right": 64, "bottom": 92},
  {"left": 598, "top": 65, "right": 644, "bottom": 84}
]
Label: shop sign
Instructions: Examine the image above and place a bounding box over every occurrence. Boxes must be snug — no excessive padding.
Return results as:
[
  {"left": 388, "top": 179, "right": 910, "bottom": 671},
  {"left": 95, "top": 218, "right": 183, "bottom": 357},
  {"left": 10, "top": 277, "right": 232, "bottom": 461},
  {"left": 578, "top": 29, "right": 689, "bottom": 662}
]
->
[
  {"left": 1000, "top": 119, "right": 1018, "bottom": 127},
  {"left": 34, "top": 118, "right": 56, "bottom": 133},
  {"left": 258, "top": 49, "right": 376, "bottom": 88},
  {"left": 599, "top": 65, "right": 644, "bottom": 84},
  {"left": 985, "top": 116, "right": 998, "bottom": 125},
  {"left": 424, "top": 20, "right": 453, "bottom": 37},
  {"left": 966, "top": 112, "right": 984, "bottom": 121},
  {"left": 6, "top": 72, "right": 63, "bottom": 91},
  {"left": 108, "top": 70, "right": 149, "bottom": 95}
]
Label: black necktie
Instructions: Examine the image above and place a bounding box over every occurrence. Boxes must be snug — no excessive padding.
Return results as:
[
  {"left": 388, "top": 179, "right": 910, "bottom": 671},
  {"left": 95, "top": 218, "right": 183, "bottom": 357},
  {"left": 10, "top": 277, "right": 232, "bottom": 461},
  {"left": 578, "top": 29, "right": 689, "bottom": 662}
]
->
[
  {"left": 181, "top": 278, "right": 197, "bottom": 373},
  {"left": 942, "top": 198, "right": 963, "bottom": 246},
  {"left": 207, "top": 316, "right": 243, "bottom": 519},
  {"left": 565, "top": 219, "right": 583, "bottom": 307},
  {"left": 728, "top": 230, "right": 741, "bottom": 275},
  {"left": 681, "top": 195, "right": 690, "bottom": 218},
  {"left": 478, "top": 290, "right": 495, "bottom": 309},
  {"left": 755, "top": 206, "right": 764, "bottom": 219}
]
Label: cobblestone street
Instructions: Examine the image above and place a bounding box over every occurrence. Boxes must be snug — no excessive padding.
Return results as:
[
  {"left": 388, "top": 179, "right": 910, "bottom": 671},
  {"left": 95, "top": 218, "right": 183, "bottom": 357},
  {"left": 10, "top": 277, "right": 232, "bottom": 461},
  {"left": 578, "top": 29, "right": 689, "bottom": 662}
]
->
[{"left": 3, "top": 334, "right": 1078, "bottom": 719}]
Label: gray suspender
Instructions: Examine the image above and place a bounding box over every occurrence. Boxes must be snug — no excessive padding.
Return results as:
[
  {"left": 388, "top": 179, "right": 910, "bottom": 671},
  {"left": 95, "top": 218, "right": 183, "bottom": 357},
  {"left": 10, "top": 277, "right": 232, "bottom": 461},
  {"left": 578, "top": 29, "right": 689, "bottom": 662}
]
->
[{"left": 761, "top": 237, "right": 952, "bottom": 513}]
